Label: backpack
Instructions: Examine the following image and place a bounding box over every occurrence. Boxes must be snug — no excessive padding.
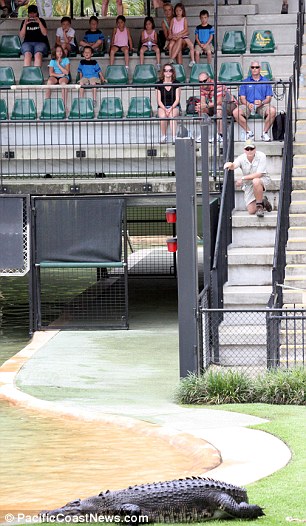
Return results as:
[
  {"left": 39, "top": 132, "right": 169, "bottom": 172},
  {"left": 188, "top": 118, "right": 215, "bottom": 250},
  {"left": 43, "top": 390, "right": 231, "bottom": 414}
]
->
[
  {"left": 186, "top": 96, "right": 200, "bottom": 115},
  {"left": 272, "top": 111, "right": 286, "bottom": 141}
]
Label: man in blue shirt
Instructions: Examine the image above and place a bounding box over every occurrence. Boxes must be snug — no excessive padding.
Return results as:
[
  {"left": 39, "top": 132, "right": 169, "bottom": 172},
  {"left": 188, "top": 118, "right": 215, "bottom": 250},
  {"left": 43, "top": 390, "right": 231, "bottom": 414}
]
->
[{"left": 232, "top": 60, "right": 276, "bottom": 142}]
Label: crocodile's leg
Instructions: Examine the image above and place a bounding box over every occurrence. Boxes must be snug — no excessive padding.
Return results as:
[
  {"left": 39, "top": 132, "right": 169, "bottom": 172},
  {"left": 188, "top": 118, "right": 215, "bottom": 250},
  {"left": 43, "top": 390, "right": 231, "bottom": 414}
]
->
[
  {"left": 206, "top": 492, "right": 264, "bottom": 519},
  {"left": 120, "top": 503, "right": 142, "bottom": 525}
]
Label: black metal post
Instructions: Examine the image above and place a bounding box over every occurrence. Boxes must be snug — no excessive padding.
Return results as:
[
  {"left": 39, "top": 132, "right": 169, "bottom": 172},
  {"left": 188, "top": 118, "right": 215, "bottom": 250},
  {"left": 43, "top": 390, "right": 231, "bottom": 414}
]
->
[
  {"left": 175, "top": 137, "right": 199, "bottom": 377},
  {"left": 201, "top": 124, "right": 211, "bottom": 291}
]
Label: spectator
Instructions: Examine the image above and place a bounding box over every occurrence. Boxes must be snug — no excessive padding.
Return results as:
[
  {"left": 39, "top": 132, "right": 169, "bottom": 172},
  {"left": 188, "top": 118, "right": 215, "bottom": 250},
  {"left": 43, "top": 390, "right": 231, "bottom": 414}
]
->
[
  {"left": 36, "top": 0, "right": 52, "bottom": 17},
  {"left": 233, "top": 60, "right": 276, "bottom": 142},
  {"left": 1, "top": 0, "right": 28, "bottom": 18},
  {"left": 79, "top": 16, "right": 104, "bottom": 54},
  {"left": 139, "top": 16, "right": 161, "bottom": 71},
  {"left": 195, "top": 72, "right": 237, "bottom": 143},
  {"left": 19, "top": 4, "right": 49, "bottom": 67},
  {"left": 56, "top": 17, "right": 76, "bottom": 57},
  {"left": 101, "top": 0, "right": 122, "bottom": 17},
  {"left": 168, "top": 2, "right": 195, "bottom": 67},
  {"left": 109, "top": 15, "right": 133, "bottom": 70},
  {"left": 46, "top": 44, "right": 70, "bottom": 109},
  {"left": 160, "top": 3, "right": 174, "bottom": 51},
  {"left": 194, "top": 9, "right": 214, "bottom": 65},
  {"left": 224, "top": 140, "right": 272, "bottom": 218},
  {"left": 156, "top": 63, "right": 181, "bottom": 144},
  {"left": 77, "top": 46, "right": 106, "bottom": 107},
  {"left": 281, "top": 0, "right": 288, "bottom": 13}
]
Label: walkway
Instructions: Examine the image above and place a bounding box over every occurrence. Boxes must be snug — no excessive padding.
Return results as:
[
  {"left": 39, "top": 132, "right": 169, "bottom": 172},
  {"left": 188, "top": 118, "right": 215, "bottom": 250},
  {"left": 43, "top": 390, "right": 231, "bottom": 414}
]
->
[{"left": 0, "top": 278, "right": 291, "bottom": 493}]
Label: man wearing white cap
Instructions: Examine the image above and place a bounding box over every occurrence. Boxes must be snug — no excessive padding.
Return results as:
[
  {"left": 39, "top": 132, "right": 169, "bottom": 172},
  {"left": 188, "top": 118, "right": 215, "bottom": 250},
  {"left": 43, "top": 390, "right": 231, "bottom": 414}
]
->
[{"left": 224, "top": 139, "right": 272, "bottom": 218}]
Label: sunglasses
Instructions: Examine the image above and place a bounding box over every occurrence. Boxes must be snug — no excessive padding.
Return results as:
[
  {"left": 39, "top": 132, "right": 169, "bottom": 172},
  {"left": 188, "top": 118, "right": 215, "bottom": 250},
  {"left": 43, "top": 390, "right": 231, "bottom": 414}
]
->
[
  {"left": 251, "top": 66, "right": 260, "bottom": 69},
  {"left": 199, "top": 78, "right": 208, "bottom": 83},
  {"left": 164, "top": 68, "right": 173, "bottom": 72},
  {"left": 245, "top": 147, "right": 255, "bottom": 151}
]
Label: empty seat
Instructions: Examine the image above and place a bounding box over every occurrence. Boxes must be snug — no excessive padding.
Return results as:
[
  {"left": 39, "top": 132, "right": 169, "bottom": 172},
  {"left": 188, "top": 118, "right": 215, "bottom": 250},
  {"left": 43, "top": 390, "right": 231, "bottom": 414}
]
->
[
  {"left": 173, "top": 64, "right": 186, "bottom": 83},
  {"left": 105, "top": 65, "right": 128, "bottom": 84},
  {"left": 0, "top": 99, "right": 8, "bottom": 120},
  {"left": 19, "top": 66, "right": 44, "bottom": 85},
  {"left": 218, "top": 62, "right": 243, "bottom": 82},
  {"left": 68, "top": 98, "right": 94, "bottom": 119},
  {"left": 248, "top": 61, "right": 273, "bottom": 80},
  {"left": 98, "top": 97, "right": 123, "bottom": 118},
  {"left": 189, "top": 64, "right": 214, "bottom": 83},
  {"left": 127, "top": 97, "right": 152, "bottom": 118},
  {"left": 0, "top": 35, "right": 21, "bottom": 58},
  {"left": 0, "top": 66, "right": 15, "bottom": 86},
  {"left": 250, "top": 30, "right": 275, "bottom": 53},
  {"left": 11, "top": 99, "right": 37, "bottom": 120},
  {"left": 132, "top": 64, "right": 157, "bottom": 84},
  {"left": 221, "top": 30, "right": 246, "bottom": 54},
  {"left": 40, "top": 98, "right": 66, "bottom": 120}
]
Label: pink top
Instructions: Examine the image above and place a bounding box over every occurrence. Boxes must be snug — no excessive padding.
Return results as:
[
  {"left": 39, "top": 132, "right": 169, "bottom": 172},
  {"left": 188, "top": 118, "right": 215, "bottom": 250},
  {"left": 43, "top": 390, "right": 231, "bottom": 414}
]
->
[
  {"left": 172, "top": 17, "right": 186, "bottom": 35},
  {"left": 114, "top": 26, "right": 128, "bottom": 47},
  {"left": 143, "top": 29, "right": 156, "bottom": 47}
]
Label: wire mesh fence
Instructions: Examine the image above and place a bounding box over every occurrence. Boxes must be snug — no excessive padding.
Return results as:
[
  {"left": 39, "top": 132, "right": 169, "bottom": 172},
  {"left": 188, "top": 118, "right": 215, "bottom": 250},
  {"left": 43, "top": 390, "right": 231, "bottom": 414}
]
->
[{"left": 199, "top": 308, "right": 306, "bottom": 375}]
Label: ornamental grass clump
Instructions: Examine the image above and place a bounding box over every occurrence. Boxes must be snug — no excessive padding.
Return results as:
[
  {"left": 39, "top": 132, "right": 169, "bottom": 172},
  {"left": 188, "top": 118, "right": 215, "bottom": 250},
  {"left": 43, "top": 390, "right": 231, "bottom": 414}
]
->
[
  {"left": 253, "top": 367, "right": 306, "bottom": 405},
  {"left": 176, "top": 369, "right": 253, "bottom": 405}
]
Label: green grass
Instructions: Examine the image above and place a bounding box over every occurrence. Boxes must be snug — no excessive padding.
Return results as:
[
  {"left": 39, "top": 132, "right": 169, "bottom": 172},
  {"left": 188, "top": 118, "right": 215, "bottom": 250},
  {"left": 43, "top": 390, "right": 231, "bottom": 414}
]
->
[{"left": 196, "top": 404, "right": 306, "bottom": 525}]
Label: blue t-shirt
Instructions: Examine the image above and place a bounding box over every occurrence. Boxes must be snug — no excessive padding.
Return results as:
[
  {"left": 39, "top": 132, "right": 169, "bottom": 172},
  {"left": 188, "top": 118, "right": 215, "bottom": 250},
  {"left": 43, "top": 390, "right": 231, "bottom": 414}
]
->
[
  {"left": 195, "top": 24, "right": 214, "bottom": 44},
  {"left": 48, "top": 57, "right": 70, "bottom": 75},
  {"left": 239, "top": 75, "right": 273, "bottom": 103},
  {"left": 77, "top": 59, "right": 101, "bottom": 79},
  {"left": 83, "top": 29, "right": 104, "bottom": 45}
]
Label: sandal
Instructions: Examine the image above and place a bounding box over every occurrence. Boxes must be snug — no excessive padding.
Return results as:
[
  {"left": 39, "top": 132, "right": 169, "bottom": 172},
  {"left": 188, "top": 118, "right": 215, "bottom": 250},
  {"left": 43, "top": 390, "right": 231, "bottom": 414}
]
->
[{"left": 281, "top": 3, "right": 288, "bottom": 13}]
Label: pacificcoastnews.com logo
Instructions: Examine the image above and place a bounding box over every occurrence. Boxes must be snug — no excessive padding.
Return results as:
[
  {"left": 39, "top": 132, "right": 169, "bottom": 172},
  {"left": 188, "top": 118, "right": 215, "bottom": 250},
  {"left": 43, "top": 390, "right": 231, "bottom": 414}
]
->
[{"left": 3, "top": 513, "right": 149, "bottom": 524}]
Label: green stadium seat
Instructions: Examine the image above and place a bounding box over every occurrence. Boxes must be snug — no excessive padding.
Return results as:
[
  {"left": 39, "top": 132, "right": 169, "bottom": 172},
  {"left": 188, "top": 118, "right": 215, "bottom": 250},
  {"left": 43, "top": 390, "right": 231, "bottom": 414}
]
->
[
  {"left": 105, "top": 65, "right": 128, "bottom": 84},
  {"left": 189, "top": 64, "right": 214, "bottom": 83},
  {"left": 40, "top": 98, "right": 66, "bottom": 120},
  {"left": 0, "top": 66, "right": 16, "bottom": 86},
  {"left": 127, "top": 97, "right": 152, "bottom": 118},
  {"left": 248, "top": 61, "right": 273, "bottom": 80},
  {"left": 218, "top": 62, "right": 243, "bottom": 82},
  {"left": 221, "top": 30, "right": 246, "bottom": 54},
  {"left": 19, "top": 66, "right": 44, "bottom": 85},
  {"left": 68, "top": 98, "right": 94, "bottom": 119},
  {"left": 173, "top": 64, "right": 186, "bottom": 83},
  {"left": 132, "top": 64, "right": 157, "bottom": 84},
  {"left": 98, "top": 97, "right": 123, "bottom": 118},
  {"left": 11, "top": 99, "right": 37, "bottom": 120},
  {"left": 0, "top": 99, "right": 8, "bottom": 120},
  {"left": 0, "top": 35, "right": 21, "bottom": 58},
  {"left": 250, "top": 30, "right": 275, "bottom": 53}
]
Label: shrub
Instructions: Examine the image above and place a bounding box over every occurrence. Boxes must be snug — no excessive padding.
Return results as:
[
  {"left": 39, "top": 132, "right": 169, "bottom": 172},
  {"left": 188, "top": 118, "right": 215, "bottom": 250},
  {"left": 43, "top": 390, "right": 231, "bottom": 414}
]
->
[
  {"left": 176, "top": 369, "right": 253, "bottom": 405},
  {"left": 253, "top": 367, "right": 306, "bottom": 405},
  {"left": 176, "top": 367, "right": 306, "bottom": 406}
]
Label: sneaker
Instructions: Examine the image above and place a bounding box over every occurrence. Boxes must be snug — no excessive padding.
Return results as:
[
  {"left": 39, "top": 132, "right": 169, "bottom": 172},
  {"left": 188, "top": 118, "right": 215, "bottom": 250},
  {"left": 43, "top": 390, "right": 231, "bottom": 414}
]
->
[
  {"left": 189, "top": 60, "right": 195, "bottom": 67},
  {"left": 125, "top": 66, "right": 129, "bottom": 71},
  {"left": 156, "top": 64, "right": 161, "bottom": 72},
  {"left": 261, "top": 132, "right": 271, "bottom": 142},
  {"left": 256, "top": 203, "right": 265, "bottom": 218},
  {"left": 161, "top": 135, "right": 167, "bottom": 144},
  {"left": 246, "top": 130, "right": 254, "bottom": 140},
  {"left": 217, "top": 134, "right": 223, "bottom": 144},
  {"left": 262, "top": 196, "right": 272, "bottom": 212}
]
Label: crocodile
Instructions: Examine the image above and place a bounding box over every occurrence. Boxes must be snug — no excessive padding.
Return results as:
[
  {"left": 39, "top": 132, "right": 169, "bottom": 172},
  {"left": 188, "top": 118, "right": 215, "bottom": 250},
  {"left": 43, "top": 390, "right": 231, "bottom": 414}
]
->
[{"left": 42, "top": 477, "right": 264, "bottom": 522}]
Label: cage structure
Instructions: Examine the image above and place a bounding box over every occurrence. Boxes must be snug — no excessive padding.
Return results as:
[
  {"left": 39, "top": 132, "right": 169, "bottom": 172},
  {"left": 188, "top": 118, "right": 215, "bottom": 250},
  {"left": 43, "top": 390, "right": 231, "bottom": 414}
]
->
[{"left": 0, "top": 195, "right": 30, "bottom": 276}]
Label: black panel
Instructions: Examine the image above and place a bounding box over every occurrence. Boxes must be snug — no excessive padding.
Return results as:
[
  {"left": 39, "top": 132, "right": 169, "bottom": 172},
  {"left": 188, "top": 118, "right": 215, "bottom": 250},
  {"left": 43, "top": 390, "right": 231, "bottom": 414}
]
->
[{"left": 0, "top": 197, "right": 24, "bottom": 269}]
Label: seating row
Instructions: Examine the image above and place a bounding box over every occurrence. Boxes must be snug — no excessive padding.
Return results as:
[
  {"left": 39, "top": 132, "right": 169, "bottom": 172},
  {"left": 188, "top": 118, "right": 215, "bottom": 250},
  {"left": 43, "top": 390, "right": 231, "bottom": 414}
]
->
[
  {"left": 0, "top": 96, "right": 157, "bottom": 119},
  {"left": 0, "top": 30, "right": 276, "bottom": 59},
  {"left": 0, "top": 61, "right": 274, "bottom": 87}
]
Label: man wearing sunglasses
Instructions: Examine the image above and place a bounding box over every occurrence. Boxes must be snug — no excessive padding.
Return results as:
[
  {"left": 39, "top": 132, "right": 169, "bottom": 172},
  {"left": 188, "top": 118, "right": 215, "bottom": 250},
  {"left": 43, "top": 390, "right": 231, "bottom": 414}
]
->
[
  {"left": 224, "top": 139, "right": 272, "bottom": 218},
  {"left": 232, "top": 61, "right": 276, "bottom": 142}
]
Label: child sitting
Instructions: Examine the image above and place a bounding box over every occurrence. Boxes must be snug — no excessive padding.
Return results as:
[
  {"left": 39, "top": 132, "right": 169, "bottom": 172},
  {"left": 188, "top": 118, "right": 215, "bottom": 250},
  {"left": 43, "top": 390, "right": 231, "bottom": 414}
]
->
[
  {"left": 56, "top": 16, "right": 76, "bottom": 57},
  {"left": 139, "top": 16, "right": 161, "bottom": 71},
  {"left": 169, "top": 2, "right": 195, "bottom": 67},
  {"left": 194, "top": 9, "right": 214, "bottom": 64},
  {"left": 77, "top": 46, "right": 106, "bottom": 106},
  {"left": 46, "top": 44, "right": 70, "bottom": 108},
  {"left": 160, "top": 3, "right": 174, "bottom": 51},
  {"left": 109, "top": 15, "right": 133, "bottom": 70},
  {"left": 79, "top": 15, "right": 104, "bottom": 54}
]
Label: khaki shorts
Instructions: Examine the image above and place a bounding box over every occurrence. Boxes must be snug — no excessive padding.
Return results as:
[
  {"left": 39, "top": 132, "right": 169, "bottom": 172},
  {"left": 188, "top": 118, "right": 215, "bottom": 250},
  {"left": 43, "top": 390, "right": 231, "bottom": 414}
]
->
[
  {"left": 79, "top": 77, "right": 101, "bottom": 86},
  {"left": 194, "top": 43, "right": 213, "bottom": 54},
  {"left": 243, "top": 175, "right": 271, "bottom": 207},
  {"left": 239, "top": 103, "right": 273, "bottom": 118}
]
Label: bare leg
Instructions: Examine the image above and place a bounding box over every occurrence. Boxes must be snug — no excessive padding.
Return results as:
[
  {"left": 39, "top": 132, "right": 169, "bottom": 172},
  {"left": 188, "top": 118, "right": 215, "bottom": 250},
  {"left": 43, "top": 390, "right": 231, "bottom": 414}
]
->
[
  {"left": 153, "top": 45, "right": 161, "bottom": 65},
  {"left": 116, "top": 0, "right": 123, "bottom": 15},
  {"left": 139, "top": 46, "right": 145, "bottom": 65},
  {"left": 195, "top": 49, "right": 201, "bottom": 63},
  {"left": 59, "top": 77, "right": 69, "bottom": 107},
  {"left": 101, "top": 0, "right": 109, "bottom": 16},
  {"left": 122, "top": 46, "right": 129, "bottom": 67},
  {"left": 233, "top": 107, "right": 249, "bottom": 133},
  {"left": 169, "top": 107, "right": 180, "bottom": 139},
  {"left": 185, "top": 38, "right": 195, "bottom": 62},
  {"left": 158, "top": 108, "right": 168, "bottom": 137},
  {"left": 33, "top": 51, "right": 43, "bottom": 67},
  {"left": 109, "top": 45, "right": 118, "bottom": 65},
  {"left": 263, "top": 105, "right": 276, "bottom": 133},
  {"left": 23, "top": 51, "right": 32, "bottom": 66},
  {"left": 46, "top": 76, "right": 57, "bottom": 98}
]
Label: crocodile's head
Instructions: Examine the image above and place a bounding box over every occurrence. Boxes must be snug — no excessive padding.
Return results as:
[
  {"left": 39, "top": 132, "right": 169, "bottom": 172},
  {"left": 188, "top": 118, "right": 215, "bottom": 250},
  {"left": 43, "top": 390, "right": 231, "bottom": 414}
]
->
[{"left": 41, "top": 495, "right": 105, "bottom": 520}]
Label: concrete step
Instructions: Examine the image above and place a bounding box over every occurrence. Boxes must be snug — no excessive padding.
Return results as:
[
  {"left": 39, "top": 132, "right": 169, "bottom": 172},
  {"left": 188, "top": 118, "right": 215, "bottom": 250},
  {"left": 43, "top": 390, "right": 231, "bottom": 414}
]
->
[
  {"left": 223, "top": 284, "right": 272, "bottom": 307},
  {"left": 232, "top": 212, "right": 276, "bottom": 247},
  {"left": 234, "top": 189, "right": 278, "bottom": 211},
  {"left": 291, "top": 190, "right": 306, "bottom": 200},
  {"left": 290, "top": 200, "right": 306, "bottom": 213},
  {"left": 286, "top": 251, "right": 306, "bottom": 264},
  {"left": 218, "top": 345, "right": 267, "bottom": 367},
  {"left": 291, "top": 155, "right": 306, "bottom": 166},
  {"left": 279, "top": 345, "right": 306, "bottom": 366},
  {"left": 287, "top": 238, "right": 306, "bottom": 251},
  {"left": 288, "top": 226, "right": 306, "bottom": 237},
  {"left": 284, "top": 276, "right": 306, "bottom": 288},
  {"left": 282, "top": 289, "right": 304, "bottom": 304},
  {"left": 285, "top": 264, "right": 306, "bottom": 277},
  {"left": 228, "top": 246, "right": 274, "bottom": 265},
  {"left": 289, "top": 213, "right": 306, "bottom": 226},
  {"left": 292, "top": 177, "right": 306, "bottom": 189},
  {"left": 232, "top": 210, "right": 277, "bottom": 228},
  {"left": 227, "top": 247, "right": 273, "bottom": 286}
]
